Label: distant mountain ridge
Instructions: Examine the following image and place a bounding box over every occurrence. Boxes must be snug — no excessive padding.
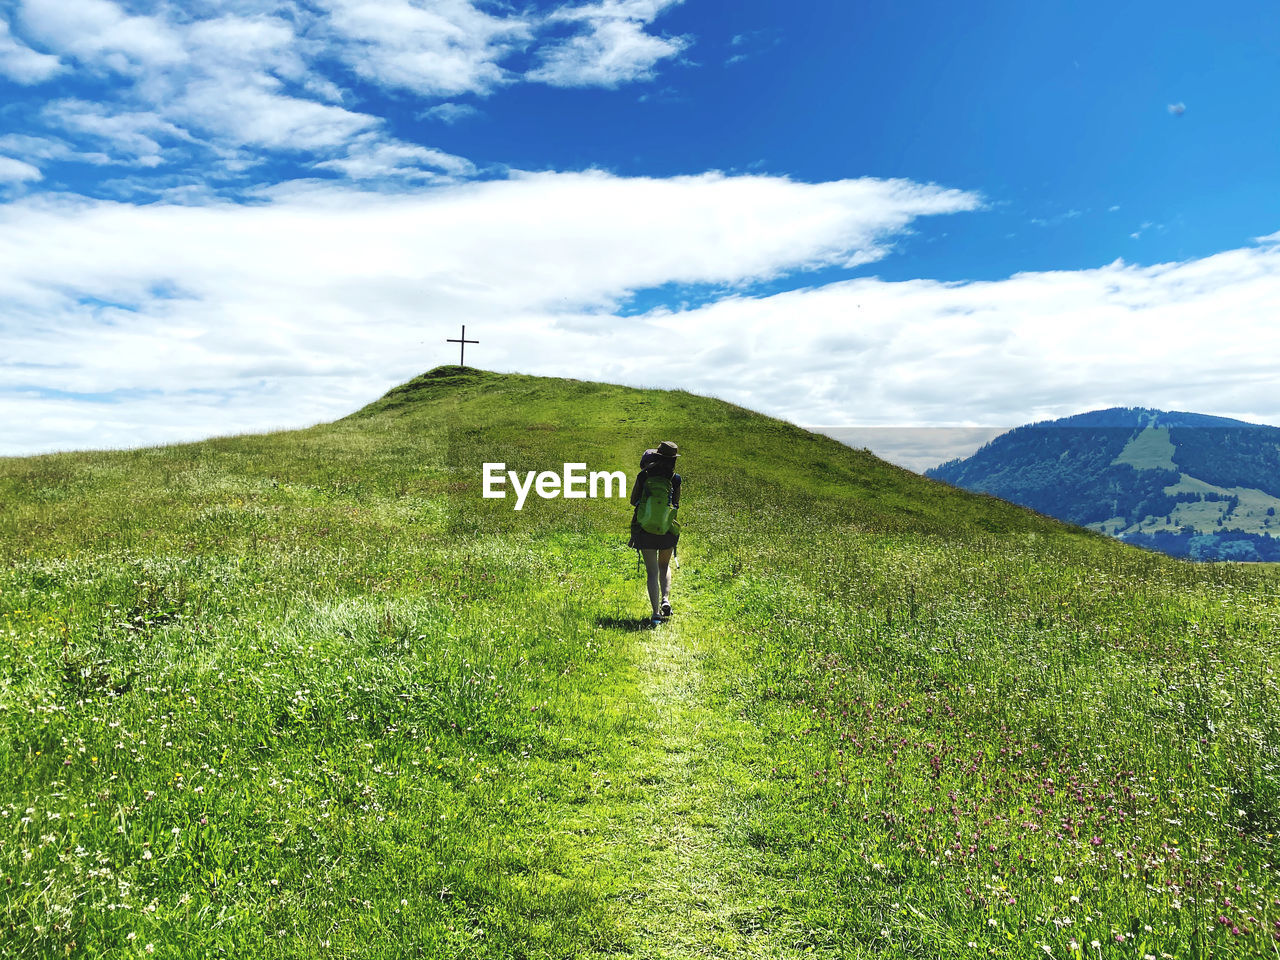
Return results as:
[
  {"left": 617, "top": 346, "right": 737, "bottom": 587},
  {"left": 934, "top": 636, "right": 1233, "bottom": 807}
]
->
[{"left": 927, "top": 407, "right": 1280, "bottom": 560}]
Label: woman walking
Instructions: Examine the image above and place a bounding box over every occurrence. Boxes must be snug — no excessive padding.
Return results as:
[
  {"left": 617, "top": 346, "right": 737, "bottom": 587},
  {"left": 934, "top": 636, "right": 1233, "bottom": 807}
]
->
[{"left": 628, "top": 441, "right": 681, "bottom": 625}]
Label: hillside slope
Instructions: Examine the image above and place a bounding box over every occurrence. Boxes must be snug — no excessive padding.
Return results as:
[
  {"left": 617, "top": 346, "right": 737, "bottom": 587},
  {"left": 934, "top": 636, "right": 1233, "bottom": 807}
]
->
[
  {"left": 928, "top": 406, "right": 1280, "bottom": 560},
  {"left": 1, "top": 369, "right": 1277, "bottom": 959}
]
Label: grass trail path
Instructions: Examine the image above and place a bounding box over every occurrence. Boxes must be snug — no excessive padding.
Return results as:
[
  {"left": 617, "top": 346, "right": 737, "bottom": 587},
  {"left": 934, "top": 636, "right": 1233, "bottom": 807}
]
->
[{"left": 578, "top": 580, "right": 822, "bottom": 959}]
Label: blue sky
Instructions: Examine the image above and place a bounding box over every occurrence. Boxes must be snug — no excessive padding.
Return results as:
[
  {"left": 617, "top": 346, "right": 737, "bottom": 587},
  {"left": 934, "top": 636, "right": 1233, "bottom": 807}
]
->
[
  {"left": 3, "top": 0, "right": 1280, "bottom": 462},
  {"left": 436, "top": 0, "right": 1280, "bottom": 280}
]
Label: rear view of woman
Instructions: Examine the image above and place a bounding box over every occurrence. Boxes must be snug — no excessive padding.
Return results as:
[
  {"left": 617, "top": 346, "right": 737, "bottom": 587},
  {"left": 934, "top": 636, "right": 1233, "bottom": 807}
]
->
[{"left": 628, "top": 441, "right": 681, "bottom": 625}]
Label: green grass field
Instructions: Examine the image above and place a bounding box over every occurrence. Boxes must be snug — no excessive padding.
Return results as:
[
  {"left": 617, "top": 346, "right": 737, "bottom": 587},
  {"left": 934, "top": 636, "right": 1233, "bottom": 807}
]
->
[{"left": 2, "top": 367, "right": 1278, "bottom": 958}]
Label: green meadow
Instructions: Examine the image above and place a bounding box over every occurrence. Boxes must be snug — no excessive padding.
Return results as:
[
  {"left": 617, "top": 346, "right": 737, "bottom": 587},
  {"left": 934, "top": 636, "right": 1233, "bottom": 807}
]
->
[{"left": 2, "top": 367, "right": 1277, "bottom": 958}]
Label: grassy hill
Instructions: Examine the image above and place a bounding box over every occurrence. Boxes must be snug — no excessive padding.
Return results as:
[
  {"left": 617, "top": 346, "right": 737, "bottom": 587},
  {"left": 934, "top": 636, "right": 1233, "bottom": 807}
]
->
[
  {"left": 928, "top": 407, "right": 1280, "bottom": 561},
  {"left": 2, "top": 368, "right": 1278, "bottom": 958}
]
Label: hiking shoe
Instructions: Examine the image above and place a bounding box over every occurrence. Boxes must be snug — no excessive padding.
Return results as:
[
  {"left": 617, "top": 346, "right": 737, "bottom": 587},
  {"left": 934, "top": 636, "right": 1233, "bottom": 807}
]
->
[
  {"left": 660, "top": 601, "right": 672, "bottom": 617},
  {"left": 650, "top": 616, "right": 663, "bottom": 627}
]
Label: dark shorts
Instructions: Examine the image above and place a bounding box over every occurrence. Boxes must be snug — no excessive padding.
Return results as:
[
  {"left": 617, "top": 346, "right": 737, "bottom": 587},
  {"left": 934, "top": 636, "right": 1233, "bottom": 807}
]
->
[{"left": 629, "top": 525, "right": 679, "bottom": 551}]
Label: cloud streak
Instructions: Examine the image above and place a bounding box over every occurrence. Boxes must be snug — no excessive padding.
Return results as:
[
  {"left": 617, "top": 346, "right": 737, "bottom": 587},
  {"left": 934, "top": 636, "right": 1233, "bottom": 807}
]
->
[
  {"left": 4, "top": 170, "right": 1280, "bottom": 457},
  {"left": 528, "top": 0, "right": 689, "bottom": 88},
  {"left": 0, "top": 156, "right": 43, "bottom": 183},
  {"left": 616, "top": 240, "right": 1280, "bottom": 431},
  {"left": 0, "top": 171, "right": 979, "bottom": 453}
]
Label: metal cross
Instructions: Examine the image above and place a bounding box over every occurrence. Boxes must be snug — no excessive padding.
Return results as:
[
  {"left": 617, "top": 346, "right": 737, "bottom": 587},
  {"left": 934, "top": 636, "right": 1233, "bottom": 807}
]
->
[{"left": 446, "top": 324, "right": 478, "bottom": 367}]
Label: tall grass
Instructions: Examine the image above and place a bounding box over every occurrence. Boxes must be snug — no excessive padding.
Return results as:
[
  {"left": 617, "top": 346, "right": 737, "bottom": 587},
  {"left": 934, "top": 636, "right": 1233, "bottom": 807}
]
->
[{"left": 1, "top": 367, "right": 1275, "bottom": 957}]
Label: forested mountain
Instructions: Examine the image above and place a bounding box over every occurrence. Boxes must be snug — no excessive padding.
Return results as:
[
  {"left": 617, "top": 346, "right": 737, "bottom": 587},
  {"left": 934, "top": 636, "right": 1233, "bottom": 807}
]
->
[{"left": 927, "top": 407, "right": 1280, "bottom": 560}]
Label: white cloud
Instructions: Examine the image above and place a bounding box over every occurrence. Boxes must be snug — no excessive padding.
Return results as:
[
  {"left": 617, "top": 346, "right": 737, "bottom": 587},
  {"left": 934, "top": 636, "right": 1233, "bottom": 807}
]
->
[
  {"left": 528, "top": 0, "right": 688, "bottom": 87},
  {"left": 5, "top": 165, "right": 1280, "bottom": 459},
  {"left": 174, "top": 75, "right": 377, "bottom": 151},
  {"left": 0, "top": 133, "right": 113, "bottom": 165},
  {"left": 313, "top": 132, "right": 475, "bottom": 180},
  {"left": 18, "top": 0, "right": 186, "bottom": 73},
  {"left": 0, "top": 381, "right": 369, "bottom": 456},
  {"left": 0, "top": 17, "right": 64, "bottom": 83},
  {"left": 0, "top": 172, "right": 977, "bottom": 452},
  {"left": 5, "top": 0, "right": 693, "bottom": 191},
  {"left": 23, "top": 3, "right": 378, "bottom": 160},
  {"left": 611, "top": 245, "right": 1280, "bottom": 432},
  {"left": 0, "top": 156, "right": 43, "bottom": 183},
  {"left": 722, "top": 26, "right": 779, "bottom": 68},
  {"left": 10, "top": 4, "right": 424, "bottom": 179},
  {"left": 417, "top": 102, "right": 481, "bottom": 124},
  {"left": 550, "top": 0, "right": 684, "bottom": 23},
  {"left": 42, "top": 100, "right": 194, "bottom": 167},
  {"left": 182, "top": 13, "right": 312, "bottom": 79},
  {"left": 319, "top": 0, "right": 532, "bottom": 96}
]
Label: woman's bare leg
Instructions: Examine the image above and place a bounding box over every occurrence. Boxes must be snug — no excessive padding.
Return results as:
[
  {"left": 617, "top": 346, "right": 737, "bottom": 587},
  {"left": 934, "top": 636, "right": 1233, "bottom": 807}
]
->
[
  {"left": 658, "top": 548, "right": 674, "bottom": 609},
  {"left": 641, "top": 549, "right": 662, "bottom": 617}
]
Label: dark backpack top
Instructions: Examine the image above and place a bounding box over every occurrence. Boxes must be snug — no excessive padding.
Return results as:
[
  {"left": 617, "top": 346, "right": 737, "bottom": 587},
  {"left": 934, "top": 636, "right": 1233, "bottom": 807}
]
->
[{"left": 640, "top": 449, "right": 675, "bottom": 477}]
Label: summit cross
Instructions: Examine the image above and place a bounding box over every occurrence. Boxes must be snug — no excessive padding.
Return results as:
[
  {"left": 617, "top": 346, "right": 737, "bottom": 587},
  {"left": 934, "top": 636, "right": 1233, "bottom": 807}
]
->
[{"left": 446, "top": 325, "right": 479, "bottom": 367}]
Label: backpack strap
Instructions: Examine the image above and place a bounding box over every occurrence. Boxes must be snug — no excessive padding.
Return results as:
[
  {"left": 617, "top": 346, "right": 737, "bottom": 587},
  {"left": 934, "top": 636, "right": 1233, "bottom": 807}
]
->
[{"left": 630, "top": 467, "right": 648, "bottom": 507}]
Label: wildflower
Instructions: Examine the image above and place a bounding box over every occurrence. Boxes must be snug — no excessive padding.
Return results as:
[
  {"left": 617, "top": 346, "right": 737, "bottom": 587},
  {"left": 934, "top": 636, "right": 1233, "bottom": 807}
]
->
[{"left": 1053, "top": 876, "right": 1064, "bottom": 884}]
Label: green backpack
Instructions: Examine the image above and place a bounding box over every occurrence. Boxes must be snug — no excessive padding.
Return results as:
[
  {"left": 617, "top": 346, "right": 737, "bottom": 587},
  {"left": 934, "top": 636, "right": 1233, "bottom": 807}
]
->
[{"left": 636, "top": 475, "right": 680, "bottom": 536}]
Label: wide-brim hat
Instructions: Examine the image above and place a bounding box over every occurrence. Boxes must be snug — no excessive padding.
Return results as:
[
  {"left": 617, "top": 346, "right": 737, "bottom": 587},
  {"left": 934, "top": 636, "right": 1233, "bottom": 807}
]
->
[{"left": 656, "top": 440, "right": 679, "bottom": 458}]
